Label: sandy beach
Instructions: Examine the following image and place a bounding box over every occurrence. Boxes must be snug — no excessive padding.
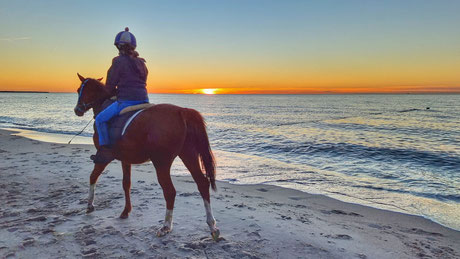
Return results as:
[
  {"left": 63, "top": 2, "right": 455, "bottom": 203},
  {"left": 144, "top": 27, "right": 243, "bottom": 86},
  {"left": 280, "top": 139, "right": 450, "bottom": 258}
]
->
[{"left": 0, "top": 128, "right": 458, "bottom": 259}]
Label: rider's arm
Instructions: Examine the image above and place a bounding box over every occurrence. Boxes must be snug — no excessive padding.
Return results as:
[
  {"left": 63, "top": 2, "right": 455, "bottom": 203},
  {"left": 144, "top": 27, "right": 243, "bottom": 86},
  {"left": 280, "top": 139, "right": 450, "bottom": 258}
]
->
[{"left": 105, "top": 57, "right": 121, "bottom": 96}]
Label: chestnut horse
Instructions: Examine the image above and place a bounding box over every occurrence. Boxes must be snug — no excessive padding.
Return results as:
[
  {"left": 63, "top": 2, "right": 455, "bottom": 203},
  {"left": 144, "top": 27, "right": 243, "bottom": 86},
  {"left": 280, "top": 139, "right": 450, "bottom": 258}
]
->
[{"left": 73, "top": 73, "right": 219, "bottom": 240}]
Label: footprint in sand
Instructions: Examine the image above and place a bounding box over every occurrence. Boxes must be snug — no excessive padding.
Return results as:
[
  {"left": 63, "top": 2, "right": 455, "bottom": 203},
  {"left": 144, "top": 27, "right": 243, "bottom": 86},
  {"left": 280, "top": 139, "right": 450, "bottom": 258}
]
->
[
  {"left": 26, "top": 216, "right": 47, "bottom": 222},
  {"left": 400, "top": 228, "right": 443, "bottom": 237},
  {"left": 179, "top": 192, "right": 200, "bottom": 197},
  {"left": 321, "top": 209, "right": 362, "bottom": 217},
  {"left": 22, "top": 237, "right": 35, "bottom": 246},
  {"left": 81, "top": 247, "right": 98, "bottom": 257},
  {"left": 247, "top": 231, "right": 261, "bottom": 238},
  {"left": 280, "top": 215, "right": 292, "bottom": 220},
  {"left": 368, "top": 223, "right": 392, "bottom": 230},
  {"left": 289, "top": 196, "right": 308, "bottom": 201},
  {"left": 325, "top": 234, "right": 353, "bottom": 240}
]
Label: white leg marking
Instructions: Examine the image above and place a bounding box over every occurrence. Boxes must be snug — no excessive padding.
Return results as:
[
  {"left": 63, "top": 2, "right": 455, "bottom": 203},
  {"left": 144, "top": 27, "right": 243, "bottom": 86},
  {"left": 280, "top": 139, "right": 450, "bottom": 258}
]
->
[
  {"left": 86, "top": 184, "right": 96, "bottom": 213},
  {"left": 204, "top": 200, "right": 220, "bottom": 240},
  {"left": 157, "top": 209, "right": 173, "bottom": 236},
  {"left": 204, "top": 200, "right": 217, "bottom": 230},
  {"left": 164, "top": 209, "right": 173, "bottom": 229},
  {"left": 88, "top": 184, "right": 96, "bottom": 205}
]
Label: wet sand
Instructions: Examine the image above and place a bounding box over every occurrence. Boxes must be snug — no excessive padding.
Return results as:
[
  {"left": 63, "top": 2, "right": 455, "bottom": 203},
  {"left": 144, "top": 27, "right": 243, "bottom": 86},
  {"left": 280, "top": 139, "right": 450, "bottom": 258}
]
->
[{"left": 0, "top": 129, "right": 459, "bottom": 258}]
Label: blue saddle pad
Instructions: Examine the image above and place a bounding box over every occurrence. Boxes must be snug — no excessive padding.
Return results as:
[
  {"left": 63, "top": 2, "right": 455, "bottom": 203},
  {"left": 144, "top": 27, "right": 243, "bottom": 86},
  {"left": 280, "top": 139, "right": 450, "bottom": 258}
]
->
[
  {"left": 98, "top": 99, "right": 138, "bottom": 145},
  {"left": 107, "top": 110, "right": 137, "bottom": 145}
]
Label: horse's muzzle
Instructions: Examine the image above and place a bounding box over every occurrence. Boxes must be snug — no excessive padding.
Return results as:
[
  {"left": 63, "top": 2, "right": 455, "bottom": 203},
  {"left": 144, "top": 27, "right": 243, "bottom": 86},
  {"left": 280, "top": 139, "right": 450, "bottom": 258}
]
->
[{"left": 74, "top": 105, "right": 85, "bottom": 116}]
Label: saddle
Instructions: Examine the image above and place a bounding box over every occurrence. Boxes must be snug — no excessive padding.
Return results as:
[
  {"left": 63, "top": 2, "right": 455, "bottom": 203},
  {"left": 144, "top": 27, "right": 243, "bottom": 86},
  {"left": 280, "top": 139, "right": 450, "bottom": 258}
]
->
[{"left": 101, "top": 100, "right": 154, "bottom": 144}]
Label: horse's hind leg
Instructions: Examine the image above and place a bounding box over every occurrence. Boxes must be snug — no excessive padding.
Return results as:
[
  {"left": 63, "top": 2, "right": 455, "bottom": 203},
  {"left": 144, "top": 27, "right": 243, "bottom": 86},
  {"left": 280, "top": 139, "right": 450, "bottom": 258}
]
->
[
  {"left": 152, "top": 159, "right": 176, "bottom": 237},
  {"left": 180, "top": 151, "right": 220, "bottom": 240},
  {"left": 87, "top": 163, "right": 109, "bottom": 213},
  {"left": 120, "top": 162, "right": 132, "bottom": 219}
]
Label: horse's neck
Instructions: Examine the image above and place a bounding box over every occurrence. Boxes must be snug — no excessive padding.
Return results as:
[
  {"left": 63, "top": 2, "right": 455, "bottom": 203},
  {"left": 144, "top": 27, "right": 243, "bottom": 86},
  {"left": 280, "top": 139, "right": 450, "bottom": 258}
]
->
[
  {"left": 92, "top": 99, "right": 115, "bottom": 118},
  {"left": 92, "top": 104, "right": 103, "bottom": 118},
  {"left": 91, "top": 86, "right": 113, "bottom": 118}
]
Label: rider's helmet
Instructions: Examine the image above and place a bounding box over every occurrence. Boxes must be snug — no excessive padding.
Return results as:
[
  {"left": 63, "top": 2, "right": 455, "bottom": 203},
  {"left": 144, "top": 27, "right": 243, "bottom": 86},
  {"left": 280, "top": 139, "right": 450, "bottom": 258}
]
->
[{"left": 114, "top": 27, "right": 137, "bottom": 48}]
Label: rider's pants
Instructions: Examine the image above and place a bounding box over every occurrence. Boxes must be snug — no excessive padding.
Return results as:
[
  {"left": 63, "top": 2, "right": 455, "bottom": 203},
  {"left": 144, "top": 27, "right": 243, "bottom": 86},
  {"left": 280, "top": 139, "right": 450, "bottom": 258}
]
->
[{"left": 95, "top": 99, "right": 148, "bottom": 146}]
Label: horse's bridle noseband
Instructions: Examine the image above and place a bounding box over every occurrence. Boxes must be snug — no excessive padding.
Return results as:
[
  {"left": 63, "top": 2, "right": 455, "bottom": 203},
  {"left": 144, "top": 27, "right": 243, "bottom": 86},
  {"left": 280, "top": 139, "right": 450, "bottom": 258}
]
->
[{"left": 75, "top": 79, "right": 95, "bottom": 113}]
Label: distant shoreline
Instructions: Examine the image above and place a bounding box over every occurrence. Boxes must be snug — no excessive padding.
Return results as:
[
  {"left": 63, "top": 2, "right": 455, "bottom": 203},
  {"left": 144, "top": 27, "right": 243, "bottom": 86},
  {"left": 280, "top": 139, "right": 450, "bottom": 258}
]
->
[
  {"left": 1, "top": 91, "right": 459, "bottom": 95},
  {"left": 0, "top": 91, "right": 49, "bottom": 93}
]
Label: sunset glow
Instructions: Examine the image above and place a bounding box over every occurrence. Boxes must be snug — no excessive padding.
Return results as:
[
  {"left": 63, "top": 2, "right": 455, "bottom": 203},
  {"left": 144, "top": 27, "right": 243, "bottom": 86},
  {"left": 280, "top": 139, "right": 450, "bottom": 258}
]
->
[
  {"left": 201, "top": 89, "right": 218, "bottom": 95},
  {"left": 1, "top": 1, "right": 460, "bottom": 94}
]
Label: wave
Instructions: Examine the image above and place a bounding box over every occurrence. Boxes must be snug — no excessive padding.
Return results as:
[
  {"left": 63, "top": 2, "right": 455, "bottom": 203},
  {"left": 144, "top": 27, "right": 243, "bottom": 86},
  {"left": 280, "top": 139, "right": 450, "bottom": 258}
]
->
[
  {"left": 353, "top": 184, "right": 460, "bottom": 202},
  {"left": 230, "top": 138, "right": 460, "bottom": 173},
  {"left": 321, "top": 121, "right": 460, "bottom": 141},
  {"left": 398, "top": 108, "right": 421, "bottom": 113}
]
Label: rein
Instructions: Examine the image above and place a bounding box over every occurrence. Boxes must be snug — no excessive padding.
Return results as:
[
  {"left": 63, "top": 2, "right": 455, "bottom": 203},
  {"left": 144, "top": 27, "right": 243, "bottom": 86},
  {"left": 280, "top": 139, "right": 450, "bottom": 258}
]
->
[{"left": 67, "top": 118, "right": 94, "bottom": 144}]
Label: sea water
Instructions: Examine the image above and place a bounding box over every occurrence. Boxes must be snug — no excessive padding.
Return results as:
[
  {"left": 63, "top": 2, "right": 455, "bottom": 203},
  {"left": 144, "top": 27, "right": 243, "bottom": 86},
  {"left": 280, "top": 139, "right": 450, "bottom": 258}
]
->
[{"left": 0, "top": 93, "right": 459, "bottom": 230}]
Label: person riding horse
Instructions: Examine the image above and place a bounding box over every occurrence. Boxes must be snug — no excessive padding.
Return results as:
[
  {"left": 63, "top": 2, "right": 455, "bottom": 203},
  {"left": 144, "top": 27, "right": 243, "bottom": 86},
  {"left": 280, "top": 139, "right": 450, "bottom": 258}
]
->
[
  {"left": 92, "top": 27, "right": 149, "bottom": 164},
  {"left": 75, "top": 28, "right": 219, "bottom": 239}
]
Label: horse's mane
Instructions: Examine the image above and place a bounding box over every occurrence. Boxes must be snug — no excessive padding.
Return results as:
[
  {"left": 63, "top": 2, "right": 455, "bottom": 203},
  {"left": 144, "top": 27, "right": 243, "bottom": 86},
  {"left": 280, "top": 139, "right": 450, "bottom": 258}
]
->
[
  {"left": 88, "top": 78, "right": 111, "bottom": 97},
  {"left": 92, "top": 78, "right": 105, "bottom": 88}
]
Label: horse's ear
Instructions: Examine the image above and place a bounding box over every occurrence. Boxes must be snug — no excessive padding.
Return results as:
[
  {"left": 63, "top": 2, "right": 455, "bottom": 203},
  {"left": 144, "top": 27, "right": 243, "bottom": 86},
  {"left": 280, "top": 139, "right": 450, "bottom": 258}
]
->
[
  {"left": 97, "top": 77, "right": 103, "bottom": 81},
  {"left": 77, "top": 73, "right": 85, "bottom": 82}
]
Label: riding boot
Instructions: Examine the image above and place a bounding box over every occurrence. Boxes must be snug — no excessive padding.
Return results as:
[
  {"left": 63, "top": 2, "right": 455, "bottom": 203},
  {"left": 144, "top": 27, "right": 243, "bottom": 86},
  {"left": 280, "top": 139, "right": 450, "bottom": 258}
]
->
[{"left": 90, "top": 145, "right": 114, "bottom": 164}]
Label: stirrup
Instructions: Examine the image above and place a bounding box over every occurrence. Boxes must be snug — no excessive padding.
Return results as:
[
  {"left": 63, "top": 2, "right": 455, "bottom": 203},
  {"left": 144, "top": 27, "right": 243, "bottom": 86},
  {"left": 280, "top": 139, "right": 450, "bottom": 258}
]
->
[{"left": 90, "top": 146, "right": 114, "bottom": 164}]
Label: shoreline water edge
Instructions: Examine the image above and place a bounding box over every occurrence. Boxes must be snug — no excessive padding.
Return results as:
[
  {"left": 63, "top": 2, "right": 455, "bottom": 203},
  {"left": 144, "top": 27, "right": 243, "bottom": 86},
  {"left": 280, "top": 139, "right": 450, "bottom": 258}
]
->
[
  {"left": 0, "top": 128, "right": 459, "bottom": 258},
  {"left": 3, "top": 127, "right": 460, "bottom": 231}
]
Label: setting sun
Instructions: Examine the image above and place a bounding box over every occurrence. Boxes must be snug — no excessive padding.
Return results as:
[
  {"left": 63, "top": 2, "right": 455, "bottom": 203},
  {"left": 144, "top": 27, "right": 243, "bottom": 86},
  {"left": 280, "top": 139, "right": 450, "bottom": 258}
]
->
[{"left": 201, "top": 88, "right": 218, "bottom": 95}]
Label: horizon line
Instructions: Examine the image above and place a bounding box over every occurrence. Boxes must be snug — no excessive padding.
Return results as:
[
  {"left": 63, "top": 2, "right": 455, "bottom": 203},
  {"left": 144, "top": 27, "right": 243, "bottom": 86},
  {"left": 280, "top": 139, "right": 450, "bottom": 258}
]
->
[{"left": 2, "top": 90, "right": 460, "bottom": 95}]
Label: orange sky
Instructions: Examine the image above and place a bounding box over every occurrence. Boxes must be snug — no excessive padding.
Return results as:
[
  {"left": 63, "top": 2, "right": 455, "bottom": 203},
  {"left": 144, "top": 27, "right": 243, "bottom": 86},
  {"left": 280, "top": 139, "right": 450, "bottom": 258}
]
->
[{"left": 1, "top": 41, "right": 459, "bottom": 94}]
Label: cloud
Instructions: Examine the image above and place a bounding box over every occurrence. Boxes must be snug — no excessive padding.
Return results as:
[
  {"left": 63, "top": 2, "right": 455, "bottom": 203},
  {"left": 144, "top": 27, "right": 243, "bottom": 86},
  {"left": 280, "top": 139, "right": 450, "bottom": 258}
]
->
[{"left": 0, "top": 37, "right": 31, "bottom": 42}]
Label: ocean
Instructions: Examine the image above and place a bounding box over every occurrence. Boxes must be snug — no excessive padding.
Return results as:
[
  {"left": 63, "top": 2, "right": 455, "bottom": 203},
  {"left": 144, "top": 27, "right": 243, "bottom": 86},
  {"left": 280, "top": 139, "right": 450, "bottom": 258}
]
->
[{"left": 1, "top": 92, "right": 459, "bottom": 230}]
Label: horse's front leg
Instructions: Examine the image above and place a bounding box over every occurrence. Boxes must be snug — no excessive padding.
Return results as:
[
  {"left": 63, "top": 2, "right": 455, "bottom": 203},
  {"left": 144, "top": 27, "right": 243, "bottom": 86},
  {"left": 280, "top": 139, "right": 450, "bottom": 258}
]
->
[
  {"left": 120, "top": 162, "right": 132, "bottom": 219},
  {"left": 154, "top": 164, "right": 176, "bottom": 237},
  {"left": 87, "top": 163, "right": 109, "bottom": 213}
]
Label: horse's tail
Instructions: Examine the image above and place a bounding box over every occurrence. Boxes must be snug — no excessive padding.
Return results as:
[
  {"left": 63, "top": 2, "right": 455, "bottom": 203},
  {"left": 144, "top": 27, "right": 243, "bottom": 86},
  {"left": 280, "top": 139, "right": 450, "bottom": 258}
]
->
[{"left": 182, "top": 108, "right": 217, "bottom": 191}]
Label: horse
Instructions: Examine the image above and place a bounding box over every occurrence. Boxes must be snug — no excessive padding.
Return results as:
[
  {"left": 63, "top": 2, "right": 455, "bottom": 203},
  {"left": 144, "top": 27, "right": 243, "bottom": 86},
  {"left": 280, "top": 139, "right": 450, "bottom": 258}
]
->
[{"left": 73, "top": 73, "right": 220, "bottom": 240}]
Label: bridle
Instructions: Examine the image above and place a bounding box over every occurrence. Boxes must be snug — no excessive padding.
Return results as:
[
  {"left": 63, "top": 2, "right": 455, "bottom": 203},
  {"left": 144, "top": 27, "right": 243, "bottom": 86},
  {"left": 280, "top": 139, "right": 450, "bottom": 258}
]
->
[{"left": 75, "top": 79, "right": 96, "bottom": 114}]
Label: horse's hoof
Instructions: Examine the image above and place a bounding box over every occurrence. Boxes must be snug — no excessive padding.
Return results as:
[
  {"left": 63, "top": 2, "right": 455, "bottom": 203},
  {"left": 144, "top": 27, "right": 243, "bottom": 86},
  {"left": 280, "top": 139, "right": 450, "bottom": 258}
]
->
[
  {"left": 211, "top": 228, "right": 220, "bottom": 241},
  {"left": 156, "top": 226, "right": 172, "bottom": 237},
  {"left": 86, "top": 205, "right": 94, "bottom": 213},
  {"left": 119, "top": 213, "right": 129, "bottom": 219}
]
